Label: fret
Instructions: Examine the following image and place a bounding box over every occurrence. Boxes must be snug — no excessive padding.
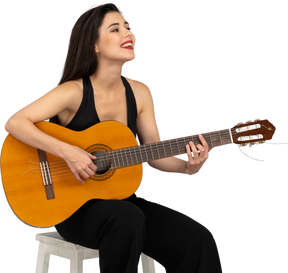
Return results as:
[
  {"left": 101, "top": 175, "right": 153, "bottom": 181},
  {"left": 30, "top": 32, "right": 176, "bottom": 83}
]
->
[
  {"left": 191, "top": 135, "right": 197, "bottom": 144},
  {"left": 149, "top": 144, "right": 154, "bottom": 160},
  {"left": 116, "top": 150, "right": 121, "bottom": 168},
  {"left": 120, "top": 150, "right": 125, "bottom": 168},
  {"left": 218, "top": 131, "right": 222, "bottom": 145},
  {"left": 175, "top": 139, "right": 181, "bottom": 154},
  {"left": 162, "top": 142, "right": 167, "bottom": 158},
  {"left": 124, "top": 148, "right": 130, "bottom": 166},
  {"left": 156, "top": 143, "right": 161, "bottom": 159},
  {"left": 169, "top": 139, "right": 174, "bottom": 156},
  {"left": 138, "top": 145, "right": 143, "bottom": 163},
  {"left": 127, "top": 150, "right": 131, "bottom": 165},
  {"left": 191, "top": 136, "right": 195, "bottom": 144},
  {"left": 143, "top": 144, "right": 149, "bottom": 162},
  {"left": 133, "top": 147, "right": 138, "bottom": 164},
  {"left": 129, "top": 147, "right": 133, "bottom": 165},
  {"left": 209, "top": 132, "right": 214, "bottom": 147},
  {"left": 108, "top": 151, "right": 114, "bottom": 169},
  {"left": 183, "top": 138, "right": 188, "bottom": 152},
  {"left": 111, "top": 151, "right": 115, "bottom": 169}
]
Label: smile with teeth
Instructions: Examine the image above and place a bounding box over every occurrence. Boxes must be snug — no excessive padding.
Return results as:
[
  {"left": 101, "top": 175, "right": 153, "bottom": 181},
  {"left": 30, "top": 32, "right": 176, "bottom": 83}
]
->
[{"left": 121, "top": 42, "right": 133, "bottom": 48}]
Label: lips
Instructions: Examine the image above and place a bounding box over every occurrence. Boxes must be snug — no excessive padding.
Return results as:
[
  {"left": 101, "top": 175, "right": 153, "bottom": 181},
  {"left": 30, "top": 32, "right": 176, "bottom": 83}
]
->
[{"left": 121, "top": 40, "right": 133, "bottom": 47}]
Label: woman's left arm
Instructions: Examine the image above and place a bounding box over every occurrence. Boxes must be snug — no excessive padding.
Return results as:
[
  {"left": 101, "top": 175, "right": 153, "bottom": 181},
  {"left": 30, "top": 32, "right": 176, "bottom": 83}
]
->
[
  {"left": 149, "top": 136, "right": 210, "bottom": 175},
  {"left": 132, "top": 80, "right": 210, "bottom": 175}
]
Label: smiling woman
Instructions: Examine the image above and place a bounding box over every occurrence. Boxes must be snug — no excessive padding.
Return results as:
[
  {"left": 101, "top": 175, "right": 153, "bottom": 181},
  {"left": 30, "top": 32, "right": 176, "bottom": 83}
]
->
[
  {"left": 4, "top": 3, "right": 222, "bottom": 273},
  {"left": 56, "top": 4, "right": 135, "bottom": 86}
]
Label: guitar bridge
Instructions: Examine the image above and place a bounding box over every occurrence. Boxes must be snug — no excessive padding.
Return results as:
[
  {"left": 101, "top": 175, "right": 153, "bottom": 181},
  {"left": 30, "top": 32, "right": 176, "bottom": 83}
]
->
[{"left": 37, "top": 149, "right": 55, "bottom": 200}]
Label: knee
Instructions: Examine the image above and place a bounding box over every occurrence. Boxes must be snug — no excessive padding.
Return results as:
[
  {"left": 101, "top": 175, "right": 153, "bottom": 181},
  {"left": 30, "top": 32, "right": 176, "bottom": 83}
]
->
[
  {"left": 108, "top": 200, "right": 146, "bottom": 236},
  {"left": 194, "top": 224, "right": 218, "bottom": 250}
]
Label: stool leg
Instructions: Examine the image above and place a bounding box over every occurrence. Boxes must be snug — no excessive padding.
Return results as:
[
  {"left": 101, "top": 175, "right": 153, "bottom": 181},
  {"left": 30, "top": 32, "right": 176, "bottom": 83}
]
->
[
  {"left": 36, "top": 242, "right": 50, "bottom": 273},
  {"left": 141, "top": 253, "right": 156, "bottom": 273},
  {"left": 70, "top": 250, "right": 84, "bottom": 273}
]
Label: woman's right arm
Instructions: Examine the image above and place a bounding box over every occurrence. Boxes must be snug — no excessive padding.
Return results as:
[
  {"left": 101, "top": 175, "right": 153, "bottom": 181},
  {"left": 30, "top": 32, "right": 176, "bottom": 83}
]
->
[{"left": 5, "top": 81, "right": 96, "bottom": 183}]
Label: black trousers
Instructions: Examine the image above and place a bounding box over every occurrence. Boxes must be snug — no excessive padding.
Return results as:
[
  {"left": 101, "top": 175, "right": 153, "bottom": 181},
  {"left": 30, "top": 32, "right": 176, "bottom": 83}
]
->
[{"left": 55, "top": 194, "right": 222, "bottom": 273}]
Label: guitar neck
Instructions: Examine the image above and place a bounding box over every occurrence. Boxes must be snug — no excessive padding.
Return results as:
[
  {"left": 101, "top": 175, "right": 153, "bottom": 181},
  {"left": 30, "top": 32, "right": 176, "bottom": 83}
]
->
[{"left": 108, "top": 129, "right": 232, "bottom": 169}]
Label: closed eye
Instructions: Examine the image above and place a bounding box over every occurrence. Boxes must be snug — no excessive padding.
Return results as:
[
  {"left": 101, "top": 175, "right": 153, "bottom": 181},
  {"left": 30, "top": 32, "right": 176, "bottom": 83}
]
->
[{"left": 111, "top": 27, "right": 131, "bottom": 33}]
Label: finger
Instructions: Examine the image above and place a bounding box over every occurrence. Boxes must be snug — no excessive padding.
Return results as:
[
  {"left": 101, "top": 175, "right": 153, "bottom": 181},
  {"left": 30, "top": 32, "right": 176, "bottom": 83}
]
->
[
  {"left": 86, "top": 165, "right": 97, "bottom": 176},
  {"left": 88, "top": 162, "right": 97, "bottom": 173},
  {"left": 74, "top": 172, "right": 85, "bottom": 184},
  {"left": 186, "top": 143, "right": 194, "bottom": 163},
  {"left": 196, "top": 143, "right": 205, "bottom": 152},
  {"left": 199, "top": 134, "right": 209, "bottom": 149},
  {"left": 187, "top": 142, "right": 200, "bottom": 165},
  {"left": 87, "top": 152, "right": 97, "bottom": 160},
  {"left": 189, "top": 141, "right": 199, "bottom": 159}
]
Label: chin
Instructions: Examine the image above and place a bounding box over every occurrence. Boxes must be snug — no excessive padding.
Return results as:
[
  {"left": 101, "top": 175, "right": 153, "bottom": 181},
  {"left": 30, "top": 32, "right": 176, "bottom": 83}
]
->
[{"left": 123, "top": 58, "right": 138, "bottom": 66}]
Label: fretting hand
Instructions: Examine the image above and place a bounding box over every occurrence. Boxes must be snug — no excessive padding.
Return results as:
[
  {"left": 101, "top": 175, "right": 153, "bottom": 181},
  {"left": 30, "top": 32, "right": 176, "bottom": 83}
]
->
[{"left": 185, "top": 134, "right": 211, "bottom": 175}]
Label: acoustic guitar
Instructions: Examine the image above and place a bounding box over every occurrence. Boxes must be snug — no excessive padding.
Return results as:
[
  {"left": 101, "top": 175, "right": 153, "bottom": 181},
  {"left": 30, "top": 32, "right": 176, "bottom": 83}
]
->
[{"left": 1, "top": 119, "right": 275, "bottom": 227}]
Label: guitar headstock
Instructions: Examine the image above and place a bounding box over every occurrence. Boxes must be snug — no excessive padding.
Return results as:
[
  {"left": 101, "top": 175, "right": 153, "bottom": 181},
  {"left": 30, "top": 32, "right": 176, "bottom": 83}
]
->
[{"left": 231, "top": 119, "right": 276, "bottom": 147}]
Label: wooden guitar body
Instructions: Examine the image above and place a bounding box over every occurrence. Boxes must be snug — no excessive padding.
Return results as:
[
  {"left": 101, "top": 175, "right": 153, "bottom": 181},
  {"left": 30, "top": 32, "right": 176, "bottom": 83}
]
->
[{"left": 1, "top": 121, "right": 142, "bottom": 227}]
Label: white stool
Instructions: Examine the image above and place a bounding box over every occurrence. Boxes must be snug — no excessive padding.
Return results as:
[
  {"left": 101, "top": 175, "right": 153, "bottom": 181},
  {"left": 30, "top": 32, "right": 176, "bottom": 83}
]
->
[{"left": 35, "top": 232, "right": 156, "bottom": 273}]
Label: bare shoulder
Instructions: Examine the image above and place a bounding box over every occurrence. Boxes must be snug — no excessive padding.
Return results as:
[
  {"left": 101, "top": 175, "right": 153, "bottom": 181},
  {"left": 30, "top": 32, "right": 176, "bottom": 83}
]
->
[
  {"left": 55, "top": 79, "right": 83, "bottom": 102},
  {"left": 124, "top": 78, "right": 153, "bottom": 114},
  {"left": 50, "top": 79, "right": 83, "bottom": 125},
  {"left": 45, "top": 78, "right": 83, "bottom": 113},
  {"left": 6, "top": 79, "right": 84, "bottom": 125}
]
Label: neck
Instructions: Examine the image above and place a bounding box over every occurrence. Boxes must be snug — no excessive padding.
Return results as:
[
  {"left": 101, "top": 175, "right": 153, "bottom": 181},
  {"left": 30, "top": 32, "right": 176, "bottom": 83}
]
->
[
  {"left": 90, "top": 59, "right": 124, "bottom": 93},
  {"left": 100, "top": 128, "right": 233, "bottom": 171}
]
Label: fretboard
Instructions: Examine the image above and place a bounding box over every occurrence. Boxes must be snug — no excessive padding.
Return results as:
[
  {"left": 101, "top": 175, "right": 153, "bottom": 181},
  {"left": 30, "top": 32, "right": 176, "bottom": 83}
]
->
[{"left": 108, "top": 129, "right": 232, "bottom": 169}]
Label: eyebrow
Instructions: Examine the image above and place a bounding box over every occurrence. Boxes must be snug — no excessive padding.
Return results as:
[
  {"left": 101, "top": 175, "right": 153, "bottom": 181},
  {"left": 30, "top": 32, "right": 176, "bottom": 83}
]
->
[{"left": 107, "top": 21, "right": 129, "bottom": 29}]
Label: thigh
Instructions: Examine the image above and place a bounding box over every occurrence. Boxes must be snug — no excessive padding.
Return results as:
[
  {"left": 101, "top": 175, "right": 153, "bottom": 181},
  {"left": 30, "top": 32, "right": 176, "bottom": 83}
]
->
[
  {"left": 55, "top": 199, "right": 145, "bottom": 249},
  {"left": 130, "top": 197, "right": 214, "bottom": 272}
]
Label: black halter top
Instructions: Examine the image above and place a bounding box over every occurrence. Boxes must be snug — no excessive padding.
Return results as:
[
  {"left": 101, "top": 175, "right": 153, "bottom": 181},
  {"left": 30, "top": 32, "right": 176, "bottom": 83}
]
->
[{"left": 65, "top": 76, "right": 137, "bottom": 137}]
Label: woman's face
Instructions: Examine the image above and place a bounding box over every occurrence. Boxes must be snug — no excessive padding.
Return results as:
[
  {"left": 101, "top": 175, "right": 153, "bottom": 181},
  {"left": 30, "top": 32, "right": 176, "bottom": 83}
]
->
[{"left": 95, "top": 12, "right": 136, "bottom": 63}]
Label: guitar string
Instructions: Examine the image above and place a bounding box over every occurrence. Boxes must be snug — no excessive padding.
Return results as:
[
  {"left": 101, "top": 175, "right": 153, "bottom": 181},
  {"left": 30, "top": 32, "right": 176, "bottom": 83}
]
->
[
  {"left": 33, "top": 136, "right": 281, "bottom": 181},
  {"left": 105, "top": 125, "right": 258, "bottom": 162},
  {"left": 38, "top": 132, "right": 250, "bottom": 181},
  {"left": 100, "top": 135, "right": 222, "bottom": 169},
  {"left": 108, "top": 127, "right": 264, "bottom": 168},
  {"left": 46, "top": 124, "right": 260, "bottom": 169},
  {"left": 42, "top": 129, "right": 256, "bottom": 171},
  {"left": 33, "top": 132, "right": 231, "bottom": 180},
  {"left": 31, "top": 124, "right": 267, "bottom": 180},
  {"left": 44, "top": 130, "right": 258, "bottom": 172}
]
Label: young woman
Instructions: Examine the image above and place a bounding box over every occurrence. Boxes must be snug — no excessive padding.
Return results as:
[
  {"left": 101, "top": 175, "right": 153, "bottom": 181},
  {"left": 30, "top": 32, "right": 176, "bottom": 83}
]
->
[{"left": 5, "top": 4, "right": 222, "bottom": 273}]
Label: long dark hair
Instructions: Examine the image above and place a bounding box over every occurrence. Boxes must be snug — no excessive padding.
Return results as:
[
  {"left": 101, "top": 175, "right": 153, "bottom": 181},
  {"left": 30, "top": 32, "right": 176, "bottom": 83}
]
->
[
  {"left": 50, "top": 3, "right": 120, "bottom": 124},
  {"left": 59, "top": 3, "right": 120, "bottom": 85}
]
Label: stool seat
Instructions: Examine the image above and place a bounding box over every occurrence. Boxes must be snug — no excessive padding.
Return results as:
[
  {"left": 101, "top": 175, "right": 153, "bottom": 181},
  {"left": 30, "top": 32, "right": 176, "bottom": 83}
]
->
[{"left": 35, "top": 231, "right": 155, "bottom": 273}]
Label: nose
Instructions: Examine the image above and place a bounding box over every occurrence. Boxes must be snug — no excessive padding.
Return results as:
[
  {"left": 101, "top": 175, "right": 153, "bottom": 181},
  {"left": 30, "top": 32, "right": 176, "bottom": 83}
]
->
[{"left": 124, "top": 28, "right": 132, "bottom": 38}]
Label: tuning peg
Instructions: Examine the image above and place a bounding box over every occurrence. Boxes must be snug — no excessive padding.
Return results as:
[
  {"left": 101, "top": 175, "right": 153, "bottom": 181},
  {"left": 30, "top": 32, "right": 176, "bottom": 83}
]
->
[
  {"left": 232, "top": 119, "right": 240, "bottom": 126},
  {"left": 254, "top": 119, "right": 260, "bottom": 122},
  {"left": 246, "top": 142, "right": 255, "bottom": 150},
  {"left": 242, "top": 118, "right": 249, "bottom": 124},
  {"left": 246, "top": 120, "right": 252, "bottom": 124},
  {"left": 248, "top": 117, "right": 256, "bottom": 122},
  {"left": 255, "top": 116, "right": 263, "bottom": 121},
  {"left": 256, "top": 141, "right": 265, "bottom": 148},
  {"left": 239, "top": 143, "right": 247, "bottom": 147},
  {"left": 232, "top": 116, "right": 263, "bottom": 125},
  {"left": 237, "top": 144, "right": 245, "bottom": 149}
]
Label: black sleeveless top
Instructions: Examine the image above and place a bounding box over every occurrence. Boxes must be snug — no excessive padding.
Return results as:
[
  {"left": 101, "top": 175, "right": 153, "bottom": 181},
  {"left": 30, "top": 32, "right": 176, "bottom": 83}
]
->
[
  {"left": 65, "top": 76, "right": 137, "bottom": 137},
  {"left": 53, "top": 76, "right": 138, "bottom": 227}
]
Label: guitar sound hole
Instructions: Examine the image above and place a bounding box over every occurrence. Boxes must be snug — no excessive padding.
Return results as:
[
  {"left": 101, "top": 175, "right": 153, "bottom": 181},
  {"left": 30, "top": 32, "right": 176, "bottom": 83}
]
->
[{"left": 91, "top": 150, "right": 111, "bottom": 174}]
